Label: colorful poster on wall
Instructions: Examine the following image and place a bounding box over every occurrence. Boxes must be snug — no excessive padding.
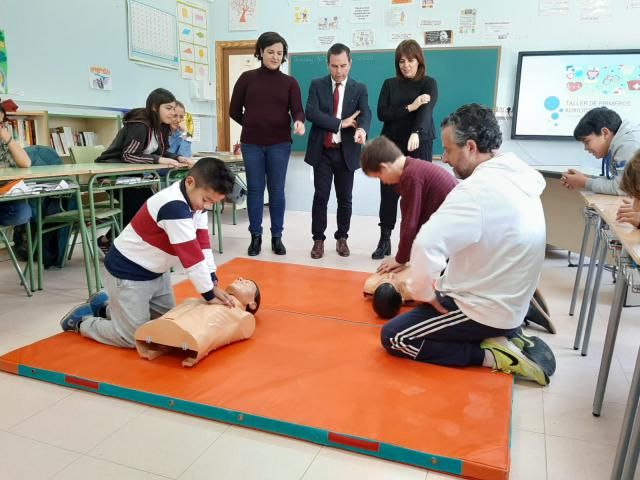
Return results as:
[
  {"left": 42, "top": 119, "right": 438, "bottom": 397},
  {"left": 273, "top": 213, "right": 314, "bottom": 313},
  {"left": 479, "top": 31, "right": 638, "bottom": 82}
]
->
[
  {"left": 177, "top": 1, "right": 210, "bottom": 80},
  {"left": 89, "top": 65, "right": 113, "bottom": 90},
  {"left": 229, "top": 0, "right": 258, "bottom": 31},
  {"left": 0, "top": 30, "right": 7, "bottom": 95}
]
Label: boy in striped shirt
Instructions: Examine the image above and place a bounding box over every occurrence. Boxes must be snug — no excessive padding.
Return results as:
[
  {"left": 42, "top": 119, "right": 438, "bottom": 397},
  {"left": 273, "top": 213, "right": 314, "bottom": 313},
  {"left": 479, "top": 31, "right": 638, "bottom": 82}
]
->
[{"left": 61, "top": 157, "right": 235, "bottom": 348}]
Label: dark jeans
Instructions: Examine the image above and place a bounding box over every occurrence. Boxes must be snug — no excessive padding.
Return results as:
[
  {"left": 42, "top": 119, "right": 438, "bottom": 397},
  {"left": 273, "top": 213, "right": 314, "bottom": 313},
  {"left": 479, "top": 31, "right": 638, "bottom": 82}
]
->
[
  {"left": 311, "top": 147, "right": 354, "bottom": 241},
  {"left": 381, "top": 294, "right": 518, "bottom": 366},
  {"left": 379, "top": 137, "right": 433, "bottom": 230},
  {"left": 241, "top": 142, "right": 291, "bottom": 237},
  {"left": 0, "top": 200, "right": 31, "bottom": 226},
  {"left": 105, "top": 187, "right": 153, "bottom": 241}
]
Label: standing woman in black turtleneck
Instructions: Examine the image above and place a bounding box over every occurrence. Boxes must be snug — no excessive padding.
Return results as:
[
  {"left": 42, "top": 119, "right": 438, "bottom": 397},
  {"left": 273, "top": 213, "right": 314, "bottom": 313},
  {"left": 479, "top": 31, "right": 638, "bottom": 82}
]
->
[
  {"left": 372, "top": 39, "right": 438, "bottom": 260},
  {"left": 229, "top": 32, "right": 305, "bottom": 257}
]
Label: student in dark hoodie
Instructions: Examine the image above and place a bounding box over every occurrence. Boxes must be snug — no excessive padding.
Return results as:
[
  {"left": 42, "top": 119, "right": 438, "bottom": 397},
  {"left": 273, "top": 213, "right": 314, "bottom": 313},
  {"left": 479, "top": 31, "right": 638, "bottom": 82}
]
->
[{"left": 96, "top": 88, "right": 190, "bottom": 252}]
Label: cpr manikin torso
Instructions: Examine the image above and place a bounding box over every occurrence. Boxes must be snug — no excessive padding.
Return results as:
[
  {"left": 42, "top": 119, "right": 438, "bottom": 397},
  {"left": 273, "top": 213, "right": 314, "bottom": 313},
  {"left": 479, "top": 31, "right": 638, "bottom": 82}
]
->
[
  {"left": 363, "top": 269, "right": 414, "bottom": 302},
  {"left": 135, "top": 278, "right": 259, "bottom": 367}
]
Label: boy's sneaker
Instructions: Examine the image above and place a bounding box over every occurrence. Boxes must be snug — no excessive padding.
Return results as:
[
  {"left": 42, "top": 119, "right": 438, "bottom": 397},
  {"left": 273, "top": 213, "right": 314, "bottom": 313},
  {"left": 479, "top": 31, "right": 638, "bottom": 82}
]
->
[
  {"left": 60, "top": 303, "right": 93, "bottom": 332},
  {"left": 88, "top": 290, "right": 109, "bottom": 318},
  {"left": 510, "top": 328, "right": 556, "bottom": 377},
  {"left": 481, "top": 336, "right": 550, "bottom": 386}
]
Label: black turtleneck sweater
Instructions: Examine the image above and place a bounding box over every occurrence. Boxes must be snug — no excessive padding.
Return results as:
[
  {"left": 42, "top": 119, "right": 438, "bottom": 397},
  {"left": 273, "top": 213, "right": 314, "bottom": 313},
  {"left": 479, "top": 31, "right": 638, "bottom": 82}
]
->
[
  {"left": 377, "top": 75, "right": 438, "bottom": 152},
  {"left": 229, "top": 64, "right": 305, "bottom": 146}
]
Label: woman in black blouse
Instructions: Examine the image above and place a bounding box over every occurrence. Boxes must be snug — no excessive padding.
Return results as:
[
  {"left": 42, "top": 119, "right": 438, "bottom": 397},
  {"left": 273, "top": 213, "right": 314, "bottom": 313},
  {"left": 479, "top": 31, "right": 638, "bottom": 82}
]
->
[{"left": 373, "top": 40, "right": 438, "bottom": 259}]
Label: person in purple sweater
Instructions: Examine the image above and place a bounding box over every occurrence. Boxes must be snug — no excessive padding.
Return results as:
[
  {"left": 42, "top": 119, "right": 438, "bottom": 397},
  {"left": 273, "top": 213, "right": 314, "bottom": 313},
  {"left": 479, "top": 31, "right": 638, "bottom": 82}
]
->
[
  {"left": 361, "top": 135, "right": 457, "bottom": 274},
  {"left": 230, "top": 32, "right": 306, "bottom": 257}
]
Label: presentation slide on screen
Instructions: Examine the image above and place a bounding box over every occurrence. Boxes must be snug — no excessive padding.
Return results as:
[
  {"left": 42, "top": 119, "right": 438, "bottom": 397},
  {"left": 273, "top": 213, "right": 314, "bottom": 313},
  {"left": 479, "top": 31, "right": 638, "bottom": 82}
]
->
[{"left": 514, "top": 53, "right": 640, "bottom": 137}]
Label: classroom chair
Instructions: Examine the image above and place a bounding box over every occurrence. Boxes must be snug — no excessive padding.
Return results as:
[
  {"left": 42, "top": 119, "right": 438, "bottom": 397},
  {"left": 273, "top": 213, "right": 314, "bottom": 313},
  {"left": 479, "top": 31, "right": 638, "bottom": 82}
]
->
[
  {"left": 69, "top": 145, "right": 105, "bottom": 164},
  {"left": 0, "top": 225, "right": 33, "bottom": 296},
  {"left": 24, "top": 147, "right": 94, "bottom": 293}
]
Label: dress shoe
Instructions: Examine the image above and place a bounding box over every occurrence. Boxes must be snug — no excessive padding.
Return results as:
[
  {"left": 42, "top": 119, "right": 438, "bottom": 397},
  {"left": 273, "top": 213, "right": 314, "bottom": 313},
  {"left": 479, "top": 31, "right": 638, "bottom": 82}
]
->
[
  {"left": 248, "top": 234, "right": 262, "bottom": 256},
  {"left": 310, "top": 240, "right": 324, "bottom": 259},
  {"left": 336, "top": 238, "right": 350, "bottom": 257},
  {"left": 271, "top": 237, "right": 286, "bottom": 255}
]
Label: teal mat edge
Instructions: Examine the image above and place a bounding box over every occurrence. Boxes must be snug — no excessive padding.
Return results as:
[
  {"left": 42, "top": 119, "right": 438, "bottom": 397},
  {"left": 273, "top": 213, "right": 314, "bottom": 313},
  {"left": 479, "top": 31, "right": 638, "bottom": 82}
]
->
[{"left": 14, "top": 364, "right": 475, "bottom": 476}]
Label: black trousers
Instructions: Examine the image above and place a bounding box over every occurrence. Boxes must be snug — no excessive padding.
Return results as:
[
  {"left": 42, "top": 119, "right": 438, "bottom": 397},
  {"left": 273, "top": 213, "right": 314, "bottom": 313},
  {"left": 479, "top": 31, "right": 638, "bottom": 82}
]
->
[
  {"left": 378, "top": 137, "right": 433, "bottom": 230},
  {"left": 311, "top": 147, "right": 354, "bottom": 241},
  {"left": 106, "top": 187, "right": 154, "bottom": 240},
  {"left": 381, "top": 294, "right": 518, "bottom": 366}
]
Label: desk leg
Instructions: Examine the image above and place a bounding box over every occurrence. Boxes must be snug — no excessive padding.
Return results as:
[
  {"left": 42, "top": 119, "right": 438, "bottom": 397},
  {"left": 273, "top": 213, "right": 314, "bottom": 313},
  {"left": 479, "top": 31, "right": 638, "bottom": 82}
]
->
[
  {"left": 612, "top": 346, "right": 640, "bottom": 479},
  {"left": 89, "top": 180, "right": 102, "bottom": 292},
  {"left": 581, "top": 231, "right": 608, "bottom": 356},
  {"left": 593, "top": 271, "right": 628, "bottom": 416},
  {"left": 570, "top": 210, "right": 592, "bottom": 315},
  {"left": 26, "top": 219, "right": 34, "bottom": 292},
  {"left": 36, "top": 198, "right": 43, "bottom": 291},
  {"left": 75, "top": 189, "right": 94, "bottom": 296},
  {"left": 574, "top": 216, "right": 602, "bottom": 350}
]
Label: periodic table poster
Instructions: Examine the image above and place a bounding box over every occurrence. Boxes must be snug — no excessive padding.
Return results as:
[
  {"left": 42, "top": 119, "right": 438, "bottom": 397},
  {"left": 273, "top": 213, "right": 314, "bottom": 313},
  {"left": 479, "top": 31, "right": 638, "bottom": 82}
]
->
[
  {"left": 176, "top": 0, "right": 210, "bottom": 81},
  {"left": 127, "top": 0, "right": 179, "bottom": 69}
]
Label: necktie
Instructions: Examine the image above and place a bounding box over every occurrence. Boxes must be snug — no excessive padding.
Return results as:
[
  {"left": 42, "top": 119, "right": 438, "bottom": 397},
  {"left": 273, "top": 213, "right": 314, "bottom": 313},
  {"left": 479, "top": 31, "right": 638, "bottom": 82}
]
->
[{"left": 324, "top": 82, "right": 341, "bottom": 148}]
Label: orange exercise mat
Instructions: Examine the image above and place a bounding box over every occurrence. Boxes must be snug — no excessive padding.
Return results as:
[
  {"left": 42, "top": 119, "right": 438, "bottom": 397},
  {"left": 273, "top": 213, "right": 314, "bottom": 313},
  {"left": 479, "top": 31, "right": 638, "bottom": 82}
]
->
[
  {"left": 0, "top": 259, "right": 513, "bottom": 480},
  {"left": 175, "top": 257, "right": 410, "bottom": 324}
]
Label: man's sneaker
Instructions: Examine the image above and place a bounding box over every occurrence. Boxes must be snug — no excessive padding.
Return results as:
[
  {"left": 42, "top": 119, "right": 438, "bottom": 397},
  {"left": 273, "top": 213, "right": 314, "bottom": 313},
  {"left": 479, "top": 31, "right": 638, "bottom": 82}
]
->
[
  {"left": 88, "top": 290, "right": 109, "bottom": 318},
  {"left": 60, "top": 303, "right": 93, "bottom": 332},
  {"left": 510, "top": 328, "right": 556, "bottom": 377},
  {"left": 524, "top": 296, "right": 556, "bottom": 334},
  {"left": 481, "top": 336, "right": 550, "bottom": 386}
]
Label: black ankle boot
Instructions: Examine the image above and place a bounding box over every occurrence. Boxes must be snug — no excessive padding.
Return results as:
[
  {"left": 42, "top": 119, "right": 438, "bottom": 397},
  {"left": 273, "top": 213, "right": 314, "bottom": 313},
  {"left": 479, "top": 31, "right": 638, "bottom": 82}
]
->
[
  {"left": 248, "top": 235, "right": 262, "bottom": 256},
  {"left": 271, "top": 237, "right": 286, "bottom": 255},
  {"left": 371, "top": 228, "right": 392, "bottom": 260}
]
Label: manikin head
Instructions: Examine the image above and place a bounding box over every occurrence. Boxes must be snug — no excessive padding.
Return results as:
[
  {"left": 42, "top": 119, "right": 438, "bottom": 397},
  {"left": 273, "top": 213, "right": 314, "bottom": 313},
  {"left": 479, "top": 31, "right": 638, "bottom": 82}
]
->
[
  {"left": 226, "top": 277, "right": 261, "bottom": 314},
  {"left": 373, "top": 282, "right": 403, "bottom": 319},
  {"left": 183, "top": 157, "right": 235, "bottom": 211}
]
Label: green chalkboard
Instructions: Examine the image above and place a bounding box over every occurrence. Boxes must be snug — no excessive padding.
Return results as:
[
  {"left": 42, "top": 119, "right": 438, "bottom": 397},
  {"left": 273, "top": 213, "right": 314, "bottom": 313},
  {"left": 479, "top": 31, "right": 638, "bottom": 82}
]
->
[{"left": 289, "top": 47, "right": 500, "bottom": 156}]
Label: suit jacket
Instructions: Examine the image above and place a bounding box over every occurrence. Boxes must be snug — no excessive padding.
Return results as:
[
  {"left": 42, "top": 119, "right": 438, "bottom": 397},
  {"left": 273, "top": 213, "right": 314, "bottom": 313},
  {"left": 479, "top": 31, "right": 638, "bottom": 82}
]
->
[{"left": 304, "top": 75, "right": 372, "bottom": 172}]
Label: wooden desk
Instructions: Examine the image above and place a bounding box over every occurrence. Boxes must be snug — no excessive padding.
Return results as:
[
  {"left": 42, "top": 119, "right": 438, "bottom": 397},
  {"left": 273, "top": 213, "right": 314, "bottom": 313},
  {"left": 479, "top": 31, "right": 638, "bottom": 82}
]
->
[{"left": 588, "top": 199, "right": 640, "bottom": 479}]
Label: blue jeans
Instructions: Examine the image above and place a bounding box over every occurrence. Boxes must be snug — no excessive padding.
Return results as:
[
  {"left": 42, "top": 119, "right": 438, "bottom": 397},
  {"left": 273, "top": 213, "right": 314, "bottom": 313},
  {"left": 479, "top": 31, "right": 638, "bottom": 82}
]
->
[
  {"left": 0, "top": 200, "right": 32, "bottom": 226},
  {"left": 241, "top": 142, "right": 291, "bottom": 237}
]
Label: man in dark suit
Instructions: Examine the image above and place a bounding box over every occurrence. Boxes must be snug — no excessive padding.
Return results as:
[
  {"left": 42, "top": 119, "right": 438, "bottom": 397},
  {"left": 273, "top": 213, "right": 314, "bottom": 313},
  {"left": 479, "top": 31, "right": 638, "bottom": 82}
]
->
[{"left": 304, "top": 43, "right": 372, "bottom": 259}]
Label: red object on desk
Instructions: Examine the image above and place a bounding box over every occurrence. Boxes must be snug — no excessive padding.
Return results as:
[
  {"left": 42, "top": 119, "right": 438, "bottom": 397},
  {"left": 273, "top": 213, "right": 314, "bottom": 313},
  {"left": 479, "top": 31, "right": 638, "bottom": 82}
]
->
[{"left": 0, "top": 99, "right": 18, "bottom": 112}]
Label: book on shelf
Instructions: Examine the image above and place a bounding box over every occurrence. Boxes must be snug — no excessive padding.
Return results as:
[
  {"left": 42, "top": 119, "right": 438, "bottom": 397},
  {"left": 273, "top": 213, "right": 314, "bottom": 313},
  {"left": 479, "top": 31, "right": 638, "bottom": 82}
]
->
[
  {"left": 49, "top": 126, "right": 98, "bottom": 155},
  {"left": 3, "top": 118, "right": 38, "bottom": 146}
]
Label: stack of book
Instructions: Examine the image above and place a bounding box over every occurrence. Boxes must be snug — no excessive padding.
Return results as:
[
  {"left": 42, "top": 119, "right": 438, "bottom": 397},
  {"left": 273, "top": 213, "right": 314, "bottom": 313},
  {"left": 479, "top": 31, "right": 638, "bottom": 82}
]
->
[
  {"left": 3, "top": 117, "right": 38, "bottom": 146},
  {"left": 49, "top": 127, "right": 98, "bottom": 155}
]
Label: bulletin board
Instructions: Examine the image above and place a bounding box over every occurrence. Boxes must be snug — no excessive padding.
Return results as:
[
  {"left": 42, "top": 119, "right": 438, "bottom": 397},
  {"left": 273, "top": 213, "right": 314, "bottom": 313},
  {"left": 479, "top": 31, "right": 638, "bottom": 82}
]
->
[{"left": 127, "top": 0, "right": 180, "bottom": 69}]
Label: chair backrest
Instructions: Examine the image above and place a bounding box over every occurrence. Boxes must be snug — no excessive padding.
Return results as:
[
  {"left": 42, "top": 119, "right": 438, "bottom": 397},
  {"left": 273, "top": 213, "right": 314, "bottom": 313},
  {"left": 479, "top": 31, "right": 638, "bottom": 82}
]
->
[
  {"left": 24, "top": 145, "right": 63, "bottom": 166},
  {"left": 69, "top": 145, "right": 106, "bottom": 164}
]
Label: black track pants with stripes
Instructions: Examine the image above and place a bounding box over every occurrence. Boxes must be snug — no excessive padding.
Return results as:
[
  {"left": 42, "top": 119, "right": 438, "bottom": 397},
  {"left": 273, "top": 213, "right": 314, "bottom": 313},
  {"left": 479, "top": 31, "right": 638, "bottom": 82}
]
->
[{"left": 380, "top": 295, "right": 518, "bottom": 366}]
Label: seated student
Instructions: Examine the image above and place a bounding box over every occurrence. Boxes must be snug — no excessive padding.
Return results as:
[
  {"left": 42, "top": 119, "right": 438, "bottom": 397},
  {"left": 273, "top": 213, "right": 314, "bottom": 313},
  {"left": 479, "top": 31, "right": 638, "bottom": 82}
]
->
[
  {"left": 361, "top": 135, "right": 457, "bottom": 273},
  {"left": 363, "top": 270, "right": 556, "bottom": 377},
  {"left": 95, "top": 88, "right": 191, "bottom": 253},
  {"left": 561, "top": 107, "right": 640, "bottom": 194},
  {"left": 616, "top": 150, "right": 640, "bottom": 228},
  {"left": 0, "top": 102, "right": 32, "bottom": 228},
  {"left": 381, "top": 104, "right": 551, "bottom": 386},
  {"left": 135, "top": 277, "right": 260, "bottom": 367},
  {"left": 60, "top": 158, "right": 235, "bottom": 348},
  {"left": 168, "top": 100, "right": 192, "bottom": 158}
]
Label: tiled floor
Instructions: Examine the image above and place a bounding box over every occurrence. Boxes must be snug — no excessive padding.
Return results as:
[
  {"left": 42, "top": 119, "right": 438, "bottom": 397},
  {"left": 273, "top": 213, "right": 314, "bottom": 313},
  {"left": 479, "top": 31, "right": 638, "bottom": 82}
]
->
[{"left": 0, "top": 208, "right": 638, "bottom": 480}]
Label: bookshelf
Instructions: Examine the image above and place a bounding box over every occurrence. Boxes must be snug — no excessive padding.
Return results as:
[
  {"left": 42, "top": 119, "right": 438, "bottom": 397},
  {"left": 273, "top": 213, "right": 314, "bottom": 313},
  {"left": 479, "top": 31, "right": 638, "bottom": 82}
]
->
[
  {"left": 48, "top": 114, "right": 121, "bottom": 159},
  {"left": 4, "top": 111, "right": 49, "bottom": 149},
  {"left": 4, "top": 111, "right": 121, "bottom": 161}
]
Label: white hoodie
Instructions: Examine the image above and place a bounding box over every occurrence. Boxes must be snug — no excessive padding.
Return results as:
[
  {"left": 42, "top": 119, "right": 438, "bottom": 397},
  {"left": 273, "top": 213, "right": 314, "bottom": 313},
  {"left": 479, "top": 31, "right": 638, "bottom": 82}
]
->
[{"left": 406, "top": 152, "right": 547, "bottom": 330}]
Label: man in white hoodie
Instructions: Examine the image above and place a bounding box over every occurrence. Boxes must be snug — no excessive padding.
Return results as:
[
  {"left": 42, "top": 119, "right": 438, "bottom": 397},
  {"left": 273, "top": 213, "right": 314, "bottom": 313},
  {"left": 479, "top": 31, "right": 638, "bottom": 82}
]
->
[
  {"left": 562, "top": 107, "right": 640, "bottom": 194},
  {"left": 381, "top": 103, "right": 551, "bottom": 386}
]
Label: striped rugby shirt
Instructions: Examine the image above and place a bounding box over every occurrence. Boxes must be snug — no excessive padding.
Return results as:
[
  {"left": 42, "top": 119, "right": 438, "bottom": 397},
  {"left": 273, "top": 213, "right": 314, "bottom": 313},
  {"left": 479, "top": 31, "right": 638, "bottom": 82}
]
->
[{"left": 105, "top": 180, "right": 217, "bottom": 301}]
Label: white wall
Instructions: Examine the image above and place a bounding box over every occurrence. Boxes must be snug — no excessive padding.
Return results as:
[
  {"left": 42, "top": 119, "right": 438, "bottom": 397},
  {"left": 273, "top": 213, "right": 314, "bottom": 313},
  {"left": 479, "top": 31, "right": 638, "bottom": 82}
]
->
[
  {"left": 211, "top": 0, "right": 640, "bottom": 215},
  {"left": 1, "top": 0, "right": 216, "bottom": 151}
]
